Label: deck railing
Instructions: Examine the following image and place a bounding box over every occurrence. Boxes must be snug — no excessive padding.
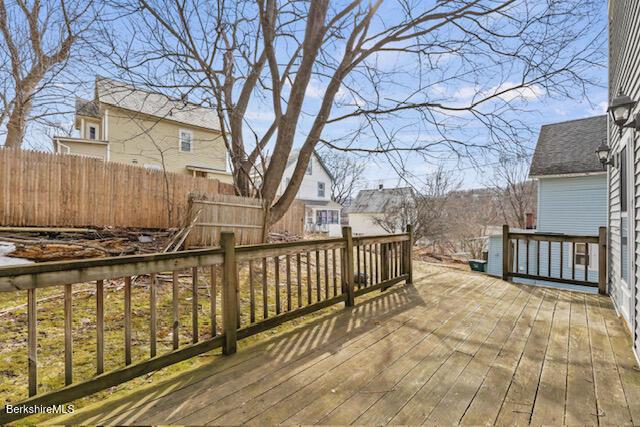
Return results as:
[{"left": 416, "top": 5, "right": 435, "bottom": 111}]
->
[
  {"left": 502, "top": 225, "right": 606, "bottom": 294},
  {"left": 0, "top": 226, "right": 412, "bottom": 423}
]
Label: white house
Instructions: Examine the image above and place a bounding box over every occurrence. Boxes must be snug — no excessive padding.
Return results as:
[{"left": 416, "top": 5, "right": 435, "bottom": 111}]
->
[
  {"left": 348, "top": 186, "right": 414, "bottom": 236},
  {"left": 275, "top": 150, "right": 342, "bottom": 235}
]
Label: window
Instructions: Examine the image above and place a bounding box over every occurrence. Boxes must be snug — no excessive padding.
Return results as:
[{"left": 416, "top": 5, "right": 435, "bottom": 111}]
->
[
  {"left": 316, "top": 210, "right": 328, "bottom": 225},
  {"left": 306, "top": 160, "right": 313, "bottom": 175},
  {"left": 315, "top": 210, "right": 339, "bottom": 225},
  {"left": 317, "top": 181, "right": 325, "bottom": 198},
  {"left": 329, "top": 210, "right": 339, "bottom": 224},
  {"left": 179, "top": 129, "right": 193, "bottom": 152},
  {"left": 88, "top": 125, "right": 97, "bottom": 140}
]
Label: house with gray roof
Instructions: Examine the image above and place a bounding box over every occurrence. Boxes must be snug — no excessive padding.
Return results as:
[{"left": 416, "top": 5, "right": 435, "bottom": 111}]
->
[
  {"left": 486, "top": 115, "right": 607, "bottom": 289},
  {"left": 348, "top": 186, "right": 414, "bottom": 236},
  {"left": 52, "top": 76, "right": 232, "bottom": 183}
]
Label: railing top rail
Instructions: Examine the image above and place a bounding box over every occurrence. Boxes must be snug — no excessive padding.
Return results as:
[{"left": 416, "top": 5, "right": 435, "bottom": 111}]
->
[
  {"left": 508, "top": 231, "right": 599, "bottom": 243},
  {"left": 0, "top": 232, "right": 410, "bottom": 292}
]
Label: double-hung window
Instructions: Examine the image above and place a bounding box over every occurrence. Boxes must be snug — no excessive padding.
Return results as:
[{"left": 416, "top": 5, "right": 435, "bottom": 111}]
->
[{"left": 179, "top": 129, "right": 193, "bottom": 152}]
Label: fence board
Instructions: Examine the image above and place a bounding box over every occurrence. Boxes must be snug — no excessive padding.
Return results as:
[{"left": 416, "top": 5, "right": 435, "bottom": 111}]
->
[{"left": 0, "top": 148, "right": 235, "bottom": 229}]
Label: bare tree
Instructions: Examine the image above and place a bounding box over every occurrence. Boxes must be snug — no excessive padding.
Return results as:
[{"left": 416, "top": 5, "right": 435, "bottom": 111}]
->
[
  {"left": 0, "top": 0, "right": 99, "bottom": 148},
  {"left": 103, "top": 0, "right": 604, "bottom": 229},
  {"left": 373, "top": 166, "right": 460, "bottom": 243},
  {"left": 321, "top": 151, "right": 365, "bottom": 205},
  {"left": 489, "top": 156, "right": 537, "bottom": 228}
]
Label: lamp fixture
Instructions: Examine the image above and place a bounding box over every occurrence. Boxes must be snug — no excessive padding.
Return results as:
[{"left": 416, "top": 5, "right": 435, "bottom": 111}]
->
[
  {"left": 608, "top": 88, "right": 639, "bottom": 135},
  {"left": 595, "top": 138, "right": 613, "bottom": 169}
]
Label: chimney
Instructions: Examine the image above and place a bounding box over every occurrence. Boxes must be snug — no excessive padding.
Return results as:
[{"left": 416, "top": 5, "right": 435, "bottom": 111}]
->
[
  {"left": 525, "top": 212, "right": 535, "bottom": 229},
  {"left": 378, "top": 183, "right": 384, "bottom": 190}
]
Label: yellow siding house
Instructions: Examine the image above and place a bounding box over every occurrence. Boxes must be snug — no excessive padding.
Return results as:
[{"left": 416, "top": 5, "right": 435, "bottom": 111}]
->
[{"left": 53, "top": 77, "right": 232, "bottom": 183}]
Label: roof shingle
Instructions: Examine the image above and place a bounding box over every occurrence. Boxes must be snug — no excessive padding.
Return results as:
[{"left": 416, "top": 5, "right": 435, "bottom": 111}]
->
[
  {"left": 348, "top": 187, "right": 414, "bottom": 213},
  {"left": 529, "top": 115, "right": 607, "bottom": 177}
]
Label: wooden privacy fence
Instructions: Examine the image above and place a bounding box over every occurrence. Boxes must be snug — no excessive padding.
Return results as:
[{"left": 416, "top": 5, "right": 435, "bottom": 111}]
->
[
  {"left": 502, "top": 225, "right": 607, "bottom": 294},
  {"left": 0, "top": 148, "right": 235, "bottom": 229},
  {"left": 186, "top": 195, "right": 305, "bottom": 247},
  {"left": 0, "top": 226, "right": 413, "bottom": 424}
]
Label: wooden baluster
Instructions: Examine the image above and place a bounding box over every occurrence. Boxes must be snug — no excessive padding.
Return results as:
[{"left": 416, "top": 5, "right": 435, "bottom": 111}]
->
[
  {"left": 236, "top": 268, "right": 241, "bottom": 328},
  {"left": 211, "top": 266, "right": 218, "bottom": 336},
  {"left": 150, "top": 274, "right": 157, "bottom": 357},
  {"left": 296, "top": 253, "right": 302, "bottom": 308},
  {"left": 547, "top": 241, "right": 551, "bottom": 277},
  {"left": 262, "top": 259, "right": 268, "bottom": 319},
  {"left": 369, "top": 244, "right": 374, "bottom": 285},
  {"left": 172, "top": 271, "right": 179, "bottom": 350},
  {"left": 324, "top": 250, "right": 329, "bottom": 298},
  {"left": 375, "top": 244, "right": 379, "bottom": 283},
  {"left": 560, "top": 242, "right": 564, "bottom": 278},
  {"left": 515, "top": 239, "right": 520, "bottom": 273},
  {"left": 536, "top": 241, "right": 540, "bottom": 276},
  {"left": 124, "top": 277, "right": 132, "bottom": 365},
  {"left": 274, "top": 257, "right": 281, "bottom": 314},
  {"left": 356, "top": 245, "right": 361, "bottom": 289},
  {"left": 96, "top": 280, "right": 104, "bottom": 374},
  {"left": 306, "top": 251, "right": 312, "bottom": 304},
  {"left": 316, "top": 250, "right": 321, "bottom": 301},
  {"left": 332, "top": 249, "right": 338, "bottom": 296},
  {"left": 192, "top": 267, "right": 199, "bottom": 343},
  {"left": 342, "top": 227, "right": 355, "bottom": 307},
  {"left": 64, "top": 284, "right": 73, "bottom": 385},
  {"left": 571, "top": 242, "right": 576, "bottom": 280},
  {"left": 363, "top": 245, "right": 368, "bottom": 287},
  {"left": 28, "top": 288, "right": 37, "bottom": 396},
  {"left": 249, "top": 260, "right": 255, "bottom": 323},
  {"left": 585, "top": 242, "right": 589, "bottom": 282},
  {"left": 286, "top": 255, "right": 292, "bottom": 311},
  {"left": 525, "top": 239, "right": 530, "bottom": 275}
]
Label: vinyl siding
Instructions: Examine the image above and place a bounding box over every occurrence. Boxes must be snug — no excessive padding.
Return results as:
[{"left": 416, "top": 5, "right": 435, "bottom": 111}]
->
[
  {"left": 486, "top": 174, "right": 605, "bottom": 290},
  {"left": 608, "top": 0, "right": 640, "bottom": 343}
]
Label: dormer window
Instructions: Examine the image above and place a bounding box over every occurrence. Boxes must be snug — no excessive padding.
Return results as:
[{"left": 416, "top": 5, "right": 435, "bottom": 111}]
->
[{"left": 179, "top": 129, "right": 193, "bottom": 152}]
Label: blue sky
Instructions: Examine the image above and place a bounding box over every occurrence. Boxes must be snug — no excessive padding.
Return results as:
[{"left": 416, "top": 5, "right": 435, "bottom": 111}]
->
[{"left": 12, "top": 0, "right": 608, "bottom": 192}]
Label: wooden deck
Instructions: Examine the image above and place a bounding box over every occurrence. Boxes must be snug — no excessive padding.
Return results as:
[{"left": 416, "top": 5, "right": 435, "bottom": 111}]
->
[{"left": 49, "top": 263, "right": 640, "bottom": 426}]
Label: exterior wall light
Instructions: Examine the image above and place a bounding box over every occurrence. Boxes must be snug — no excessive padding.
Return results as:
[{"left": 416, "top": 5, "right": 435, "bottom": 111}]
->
[
  {"left": 608, "top": 89, "right": 639, "bottom": 135},
  {"left": 596, "top": 138, "right": 613, "bottom": 169}
]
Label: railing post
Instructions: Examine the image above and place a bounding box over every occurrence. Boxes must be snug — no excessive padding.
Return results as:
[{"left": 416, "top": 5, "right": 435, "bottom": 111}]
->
[
  {"left": 405, "top": 224, "right": 414, "bottom": 284},
  {"left": 342, "top": 226, "right": 355, "bottom": 307},
  {"left": 221, "top": 232, "right": 238, "bottom": 355},
  {"left": 598, "top": 226, "right": 607, "bottom": 295},
  {"left": 502, "top": 224, "right": 510, "bottom": 281}
]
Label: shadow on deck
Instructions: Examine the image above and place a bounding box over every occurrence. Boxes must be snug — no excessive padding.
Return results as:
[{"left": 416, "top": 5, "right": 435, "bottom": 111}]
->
[{"left": 48, "top": 263, "right": 640, "bottom": 426}]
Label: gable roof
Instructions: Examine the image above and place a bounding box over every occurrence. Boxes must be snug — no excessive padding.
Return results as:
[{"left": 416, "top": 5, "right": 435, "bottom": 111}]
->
[
  {"left": 75, "top": 97, "right": 100, "bottom": 118},
  {"left": 95, "top": 77, "right": 221, "bottom": 131},
  {"left": 348, "top": 187, "right": 414, "bottom": 213},
  {"left": 529, "top": 115, "right": 607, "bottom": 177},
  {"left": 286, "top": 150, "right": 334, "bottom": 181}
]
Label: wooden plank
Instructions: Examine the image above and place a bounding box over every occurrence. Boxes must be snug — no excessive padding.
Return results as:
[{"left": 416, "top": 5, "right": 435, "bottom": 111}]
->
[
  {"left": 564, "top": 292, "right": 598, "bottom": 426},
  {"left": 96, "top": 280, "right": 105, "bottom": 374},
  {"left": 332, "top": 249, "right": 337, "bottom": 296},
  {"left": 342, "top": 227, "right": 355, "bottom": 307},
  {"left": 323, "top": 250, "right": 329, "bottom": 298},
  {"left": 150, "top": 274, "right": 157, "bottom": 357},
  {"left": 502, "top": 225, "right": 510, "bottom": 280},
  {"left": 172, "top": 271, "right": 179, "bottom": 350},
  {"left": 509, "top": 272, "right": 598, "bottom": 287},
  {"left": 584, "top": 294, "right": 632, "bottom": 426},
  {"left": 509, "top": 232, "right": 599, "bottom": 244},
  {"left": 530, "top": 291, "right": 571, "bottom": 425},
  {"left": 495, "top": 290, "right": 557, "bottom": 425},
  {"left": 64, "top": 284, "right": 73, "bottom": 385},
  {"left": 315, "top": 251, "right": 321, "bottom": 301},
  {"left": 28, "top": 288, "right": 37, "bottom": 396},
  {"left": 306, "top": 251, "right": 312, "bottom": 305}
]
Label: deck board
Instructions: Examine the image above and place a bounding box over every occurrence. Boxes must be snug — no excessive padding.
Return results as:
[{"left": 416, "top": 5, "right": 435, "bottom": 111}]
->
[{"left": 47, "top": 263, "right": 640, "bottom": 426}]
